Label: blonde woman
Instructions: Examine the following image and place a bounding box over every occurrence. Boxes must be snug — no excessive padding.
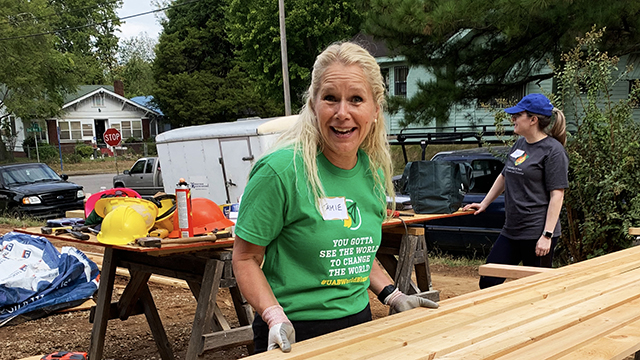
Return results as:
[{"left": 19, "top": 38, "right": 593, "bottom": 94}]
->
[{"left": 233, "top": 42, "right": 438, "bottom": 354}]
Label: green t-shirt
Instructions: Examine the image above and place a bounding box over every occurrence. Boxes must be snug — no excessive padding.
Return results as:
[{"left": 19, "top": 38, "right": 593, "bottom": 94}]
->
[{"left": 235, "top": 147, "right": 385, "bottom": 321}]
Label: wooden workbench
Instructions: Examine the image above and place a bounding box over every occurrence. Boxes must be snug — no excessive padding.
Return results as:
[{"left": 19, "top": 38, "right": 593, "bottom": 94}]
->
[
  {"left": 17, "top": 228, "right": 250, "bottom": 360},
  {"left": 244, "top": 244, "right": 640, "bottom": 359},
  {"left": 16, "top": 210, "right": 471, "bottom": 359}
]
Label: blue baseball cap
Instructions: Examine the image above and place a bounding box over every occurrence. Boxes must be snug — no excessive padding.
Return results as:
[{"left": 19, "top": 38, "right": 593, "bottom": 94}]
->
[{"left": 504, "top": 93, "right": 553, "bottom": 117}]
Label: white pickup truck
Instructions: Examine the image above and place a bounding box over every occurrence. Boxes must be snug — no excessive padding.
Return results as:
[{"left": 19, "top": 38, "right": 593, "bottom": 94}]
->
[{"left": 112, "top": 157, "right": 163, "bottom": 196}]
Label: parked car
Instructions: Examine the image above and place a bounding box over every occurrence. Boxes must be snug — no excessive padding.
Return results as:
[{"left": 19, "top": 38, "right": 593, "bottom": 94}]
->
[
  {"left": 113, "top": 157, "right": 163, "bottom": 196},
  {"left": 0, "top": 163, "right": 85, "bottom": 218},
  {"left": 395, "top": 147, "right": 508, "bottom": 255}
]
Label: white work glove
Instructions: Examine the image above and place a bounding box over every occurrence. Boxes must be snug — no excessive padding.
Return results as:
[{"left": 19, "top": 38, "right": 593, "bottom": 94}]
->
[
  {"left": 262, "top": 305, "right": 296, "bottom": 352},
  {"left": 385, "top": 288, "right": 439, "bottom": 313}
]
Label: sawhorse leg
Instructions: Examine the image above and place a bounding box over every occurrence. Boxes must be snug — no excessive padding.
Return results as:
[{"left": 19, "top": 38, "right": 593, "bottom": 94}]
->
[
  {"left": 381, "top": 226, "right": 439, "bottom": 314},
  {"left": 89, "top": 247, "right": 117, "bottom": 360},
  {"left": 119, "top": 271, "right": 174, "bottom": 360},
  {"left": 185, "top": 259, "right": 225, "bottom": 359}
]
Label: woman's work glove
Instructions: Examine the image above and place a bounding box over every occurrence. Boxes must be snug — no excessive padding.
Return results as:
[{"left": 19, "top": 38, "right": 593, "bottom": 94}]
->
[
  {"left": 262, "top": 305, "right": 296, "bottom": 352},
  {"left": 385, "top": 288, "right": 439, "bottom": 313}
]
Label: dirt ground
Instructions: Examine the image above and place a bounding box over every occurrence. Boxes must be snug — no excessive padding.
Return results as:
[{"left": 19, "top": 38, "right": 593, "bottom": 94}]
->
[{"left": 0, "top": 227, "right": 480, "bottom": 360}]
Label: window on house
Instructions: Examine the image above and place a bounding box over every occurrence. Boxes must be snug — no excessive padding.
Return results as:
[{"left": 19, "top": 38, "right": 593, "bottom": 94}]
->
[
  {"left": 120, "top": 120, "right": 143, "bottom": 140},
  {"left": 121, "top": 121, "right": 132, "bottom": 139},
  {"left": 483, "top": 85, "right": 527, "bottom": 108},
  {"left": 71, "top": 122, "right": 81, "bottom": 139},
  {"left": 394, "top": 66, "right": 408, "bottom": 97},
  {"left": 93, "top": 93, "right": 105, "bottom": 107},
  {"left": 132, "top": 121, "right": 142, "bottom": 138},
  {"left": 59, "top": 121, "right": 83, "bottom": 140},
  {"left": 82, "top": 123, "right": 93, "bottom": 137},
  {"left": 111, "top": 124, "right": 120, "bottom": 132}
]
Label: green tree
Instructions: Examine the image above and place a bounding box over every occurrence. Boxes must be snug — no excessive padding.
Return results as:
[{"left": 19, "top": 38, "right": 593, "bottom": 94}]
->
[
  {"left": 557, "top": 28, "right": 640, "bottom": 261},
  {"left": 109, "top": 33, "right": 157, "bottom": 98},
  {"left": 48, "top": 0, "right": 122, "bottom": 84},
  {"left": 153, "top": 0, "right": 279, "bottom": 126},
  {"left": 366, "top": 0, "right": 640, "bottom": 126},
  {"left": 227, "top": 0, "right": 365, "bottom": 110},
  {"left": 0, "top": 0, "right": 79, "bottom": 160}
]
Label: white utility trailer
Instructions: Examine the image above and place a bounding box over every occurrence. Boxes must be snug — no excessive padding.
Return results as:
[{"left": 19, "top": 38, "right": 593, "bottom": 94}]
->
[{"left": 155, "top": 115, "right": 297, "bottom": 204}]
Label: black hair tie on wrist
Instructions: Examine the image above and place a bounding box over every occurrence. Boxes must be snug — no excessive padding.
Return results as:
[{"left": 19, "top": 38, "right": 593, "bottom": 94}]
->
[{"left": 378, "top": 284, "right": 396, "bottom": 304}]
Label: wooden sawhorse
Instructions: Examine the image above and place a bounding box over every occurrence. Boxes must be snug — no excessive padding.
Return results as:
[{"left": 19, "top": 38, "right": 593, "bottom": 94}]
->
[
  {"left": 89, "top": 247, "right": 254, "bottom": 360},
  {"left": 377, "top": 226, "right": 439, "bottom": 305}
]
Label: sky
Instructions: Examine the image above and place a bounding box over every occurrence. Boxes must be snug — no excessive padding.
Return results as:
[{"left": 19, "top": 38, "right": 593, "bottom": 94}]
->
[{"left": 116, "top": 0, "right": 164, "bottom": 41}]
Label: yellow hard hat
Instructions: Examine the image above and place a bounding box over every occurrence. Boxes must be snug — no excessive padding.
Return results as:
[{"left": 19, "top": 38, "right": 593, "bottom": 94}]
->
[
  {"left": 153, "top": 194, "right": 176, "bottom": 232},
  {"left": 97, "top": 206, "right": 148, "bottom": 245},
  {"left": 94, "top": 197, "right": 158, "bottom": 231}
]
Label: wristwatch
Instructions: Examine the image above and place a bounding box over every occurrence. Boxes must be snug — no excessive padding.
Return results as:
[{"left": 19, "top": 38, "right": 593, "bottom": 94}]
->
[{"left": 542, "top": 230, "right": 553, "bottom": 239}]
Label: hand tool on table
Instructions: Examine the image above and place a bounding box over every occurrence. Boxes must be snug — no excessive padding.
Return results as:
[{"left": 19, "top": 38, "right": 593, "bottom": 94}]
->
[
  {"left": 387, "top": 209, "right": 415, "bottom": 218},
  {"left": 136, "top": 234, "right": 218, "bottom": 248},
  {"left": 135, "top": 230, "right": 232, "bottom": 248},
  {"left": 149, "top": 228, "right": 169, "bottom": 238},
  {"left": 41, "top": 226, "right": 90, "bottom": 240},
  {"left": 72, "top": 225, "right": 100, "bottom": 235}
]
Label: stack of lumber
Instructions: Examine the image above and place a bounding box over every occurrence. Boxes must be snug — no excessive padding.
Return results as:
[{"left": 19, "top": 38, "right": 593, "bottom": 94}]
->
[{"left": 248, "top": 245, "right": 640, "bottom": 360}]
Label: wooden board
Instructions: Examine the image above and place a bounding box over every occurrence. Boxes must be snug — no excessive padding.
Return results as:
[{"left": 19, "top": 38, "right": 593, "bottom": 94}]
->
[
  {"left": 16, "top": 227, "right": 234, "bottom": 255},
  {"left": 244, "top": 245, "right": 640, "bottom": 360},
  {"left": 382, "top": 210, "right": 472, "bottom": 228},
  {"left": 478, "top": 263, "right": 555, "bottom": 279}
]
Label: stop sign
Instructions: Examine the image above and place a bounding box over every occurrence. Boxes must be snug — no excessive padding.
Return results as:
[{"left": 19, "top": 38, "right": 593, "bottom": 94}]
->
[{"left": 103, "top": 128, "right": 122, "bottom": 146}]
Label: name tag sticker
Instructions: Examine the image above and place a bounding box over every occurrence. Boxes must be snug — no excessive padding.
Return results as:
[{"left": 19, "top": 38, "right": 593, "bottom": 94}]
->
[
  {"left": 510, "top": 149, "right": 525, "bottom": 158},
  {"left": 320, "top": 197, "right": 348, "bottom": 221}
]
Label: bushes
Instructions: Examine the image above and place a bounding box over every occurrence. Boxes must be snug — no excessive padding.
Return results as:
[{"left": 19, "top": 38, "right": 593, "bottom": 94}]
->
[
  {"left": 22, "top": 136, "right": 36, "bottom": 156},
  {"left": 75, "top": 142, "right": 94, "bottom": 158},
  {"left": 557, "top": 27, "right": 640, "bottom": 261},
  {"left": 64, "top": 153, "right": 83, "bottom": 164}
]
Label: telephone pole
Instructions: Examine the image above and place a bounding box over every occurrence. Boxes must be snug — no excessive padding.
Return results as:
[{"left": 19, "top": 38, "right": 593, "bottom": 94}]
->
[{"left": 278, "top": 0, "right": 291, "bottom": 115}]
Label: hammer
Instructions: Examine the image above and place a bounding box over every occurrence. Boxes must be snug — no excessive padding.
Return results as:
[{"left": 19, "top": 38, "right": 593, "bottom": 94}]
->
[
  {"left": 41, "top": 226, "right": 90, "bottom": 241},
  {"left": 136, "top": 234, "right": 219, "bottom": 248}
]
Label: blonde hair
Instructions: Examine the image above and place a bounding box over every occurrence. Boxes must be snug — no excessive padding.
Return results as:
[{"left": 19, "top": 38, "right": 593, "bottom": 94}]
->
[{"left": 270, "top": 41, "right": 394, "bottom": 212}]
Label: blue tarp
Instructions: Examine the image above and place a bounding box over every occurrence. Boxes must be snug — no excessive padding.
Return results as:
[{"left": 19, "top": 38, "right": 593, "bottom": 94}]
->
[{"left": 0, "top": 232, "right": 99, "bottom": 326}]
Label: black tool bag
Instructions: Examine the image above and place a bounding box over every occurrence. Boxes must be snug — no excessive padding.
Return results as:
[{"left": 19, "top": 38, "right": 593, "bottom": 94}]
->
[{"left": 401, "top": 160, "right": 474, "bottom": 214}]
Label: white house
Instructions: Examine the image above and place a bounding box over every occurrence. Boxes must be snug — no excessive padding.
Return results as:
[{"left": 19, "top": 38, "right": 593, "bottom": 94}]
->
[
  {"left": 47, "top": 82, "right": 162, "bottom": 147},
  {"left": 10, "top": 82, "right": 163, "bottom": 156}
]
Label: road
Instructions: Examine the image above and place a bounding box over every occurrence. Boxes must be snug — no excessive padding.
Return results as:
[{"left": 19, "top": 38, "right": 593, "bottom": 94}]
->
[{"left": 69, "top": 173, "right": 113, "bottom": 196}]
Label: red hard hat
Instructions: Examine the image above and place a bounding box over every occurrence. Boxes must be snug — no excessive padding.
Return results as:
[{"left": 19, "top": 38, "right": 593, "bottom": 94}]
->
[{"left": 169, "top": 197, "right": 234, "bottom": 237}]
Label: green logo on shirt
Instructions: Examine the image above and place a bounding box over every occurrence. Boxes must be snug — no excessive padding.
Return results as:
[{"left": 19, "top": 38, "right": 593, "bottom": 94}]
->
[{"left": 343, "top": 199, "right": 362, "bottom": 230}]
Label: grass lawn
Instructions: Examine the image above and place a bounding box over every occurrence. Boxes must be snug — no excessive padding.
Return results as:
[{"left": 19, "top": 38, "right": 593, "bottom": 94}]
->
[
  {"left": 4, "top": 156, "right": 138, "bottom": 176},
  {"left": 51, "top": 157, "right": 137, "bottom": 175}
]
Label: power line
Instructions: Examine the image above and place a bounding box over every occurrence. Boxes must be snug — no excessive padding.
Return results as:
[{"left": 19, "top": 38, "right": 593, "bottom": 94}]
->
[
  {"left": 0, "top": 0, "right": 203, "bottom": 42},
  {"left": 0, "top": 0, "right": 122, "bottom": 25}
]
